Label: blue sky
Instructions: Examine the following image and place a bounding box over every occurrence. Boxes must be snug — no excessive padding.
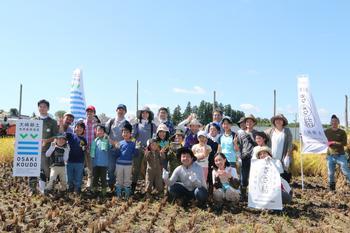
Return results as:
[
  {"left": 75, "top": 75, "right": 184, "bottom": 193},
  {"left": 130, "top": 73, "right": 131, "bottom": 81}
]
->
[{"left": 1, "top": 0, "right": 350, "bottom": 124}]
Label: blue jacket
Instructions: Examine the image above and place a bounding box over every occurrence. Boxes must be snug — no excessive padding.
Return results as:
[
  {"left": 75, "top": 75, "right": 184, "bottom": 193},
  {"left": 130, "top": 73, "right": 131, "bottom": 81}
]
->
[
  {"left": 116, "top": 140, "right": 137, "bottom": 166},
  {"left": 91, "top": 136, "right": 111, "bottom": 167}
]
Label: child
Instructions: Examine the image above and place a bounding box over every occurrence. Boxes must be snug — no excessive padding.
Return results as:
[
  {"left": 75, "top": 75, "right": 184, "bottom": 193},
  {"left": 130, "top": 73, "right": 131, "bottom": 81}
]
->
[
  {"left": 144, "top": 139, "right": 163, "bottom": 197},
  {"left": 207, "top": 123, "right": 221, "bottom": 143},
  {"left": 66, "top": 121, "right": 87, "bottom": 194},
  {"left": 218, "top": 116, "right": 238, "bottom": 171},
  {"left": 167, "top": 128, "right": 185, "bottom": 176},
  {"left": 115, "top": 123, "right": 137, "bottom": 199},
  {"left": 212, "top": 153, "right": 240, "bottom": 203},
  {"left": 178, "top": 114, "right": 201, "bottom": 149},
  {"left": 252, "top": 131, "right": 269, "bottom": 160},
  {"left": 91, "top": 124, "right": 111, "bottom": 197},
  {"left": 45, "top": 133, "right": 70, "bottom": 193},
  {"left": 155, "top": 123, "right": 170, "bottom": 169},
  {"left": 192, "top": 130, "right": 212, "bottom": 181}
]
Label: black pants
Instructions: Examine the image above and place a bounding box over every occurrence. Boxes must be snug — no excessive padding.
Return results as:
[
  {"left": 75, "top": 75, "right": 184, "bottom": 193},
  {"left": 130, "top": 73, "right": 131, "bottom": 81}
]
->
[
  {"left": 281, "top": 172, "right": 292, "bottom": 183},
  {"left": 240, "top": 158, "right": 251, "bottom": 188},
  {"left": 92, "top": 166, "right": 107, "bottom": 190}
]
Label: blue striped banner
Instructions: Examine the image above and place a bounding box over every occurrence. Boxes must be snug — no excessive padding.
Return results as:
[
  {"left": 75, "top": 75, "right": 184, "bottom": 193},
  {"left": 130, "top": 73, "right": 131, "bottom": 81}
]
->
[
  {"left": 18, "top": 141, "right": 39, "bottom": 145},
  {"left": 18, "top": 152, "right": 39, "bottom": 155},
  {"left": 71, "top": 106, "right": 85, "bottom": 111},
  {"left": 70, "top": 101, "right": 85, "bottom": 106},
  {"left": 70, "top": 69, "right": 86, "bottom": 121},
  {"left": 70, "top": 96, "right": 84, "bottom": 101},
  {"left": 18, "top": 147, "right": 39, "bottom": 150},
  {"left": 71, "top": 91, "right": 82, "bottom": 96}
]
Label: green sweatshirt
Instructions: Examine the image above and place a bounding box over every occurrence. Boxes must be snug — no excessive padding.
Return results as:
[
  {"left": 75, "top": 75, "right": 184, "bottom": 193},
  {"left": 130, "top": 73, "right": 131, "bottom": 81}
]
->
[{"left": 324, "top": 128, "right": 347, "bottom": 155}]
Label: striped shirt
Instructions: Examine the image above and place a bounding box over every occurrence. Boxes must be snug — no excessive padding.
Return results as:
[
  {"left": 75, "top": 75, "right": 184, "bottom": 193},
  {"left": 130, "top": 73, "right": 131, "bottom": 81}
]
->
[{"left": 84, "top": 119, "right": 97, "bottom": 147}]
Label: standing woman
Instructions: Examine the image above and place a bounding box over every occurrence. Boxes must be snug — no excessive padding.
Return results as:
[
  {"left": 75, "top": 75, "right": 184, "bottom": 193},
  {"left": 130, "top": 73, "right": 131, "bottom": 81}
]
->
[
  {"left": 265, "top": 114, "right": 293, "bottom": 183},
  {"left": 131, "top": 106, "right": 157, "bottom": 194}
]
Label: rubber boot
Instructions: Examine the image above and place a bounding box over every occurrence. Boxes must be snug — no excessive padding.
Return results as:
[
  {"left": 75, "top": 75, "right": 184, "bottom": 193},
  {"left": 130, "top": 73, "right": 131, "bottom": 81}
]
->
[
  {"left": 329, "top": 182, "right": 336, "bottom": 191},
  {"left": 39, "top": 180, "right": 46, "bottom": 194},
  {"left": 240, "top": 186, "right": 247, "bottom": 202},
  {"left": 101, "top": 187, "right": 107, "bottom": 197},
  {"left": 115, "top": 185, "right": 122, "bottom": 197},
  {"left": 131, "top": 182, "right": 137, "bottom": 195},
  {"left": 124, "top": 186, "right": 132, "bottom": 200}
]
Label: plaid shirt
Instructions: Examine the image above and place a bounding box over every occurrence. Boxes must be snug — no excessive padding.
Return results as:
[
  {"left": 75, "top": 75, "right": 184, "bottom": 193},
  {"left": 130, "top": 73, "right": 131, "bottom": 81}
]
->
[{"left": 84, "top": 119, "right": 98, "bottom": 148}]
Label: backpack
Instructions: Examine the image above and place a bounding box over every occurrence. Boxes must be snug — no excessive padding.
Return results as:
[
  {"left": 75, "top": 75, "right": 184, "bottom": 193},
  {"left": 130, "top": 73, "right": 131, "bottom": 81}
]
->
[
  {"left": 107, "top": 118, "right": 130, "bottom": 136},
  {"left": 133, "top": 122, "right": 154, "bottom": 139}
]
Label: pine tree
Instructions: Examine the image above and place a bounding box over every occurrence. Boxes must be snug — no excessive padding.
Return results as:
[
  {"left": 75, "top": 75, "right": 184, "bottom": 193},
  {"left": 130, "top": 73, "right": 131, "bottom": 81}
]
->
[
  {"left": 172, "top": 105, "right": 182, "bottom": 125},
  {"left": 183, "top": 102, "right": 192, "bottom": 119}
]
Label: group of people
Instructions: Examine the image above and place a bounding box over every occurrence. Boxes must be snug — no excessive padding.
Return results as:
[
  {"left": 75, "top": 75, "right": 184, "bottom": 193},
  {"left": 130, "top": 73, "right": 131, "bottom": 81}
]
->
[{"left": 27, "top": 99, "right": 350, "bottom": 209}]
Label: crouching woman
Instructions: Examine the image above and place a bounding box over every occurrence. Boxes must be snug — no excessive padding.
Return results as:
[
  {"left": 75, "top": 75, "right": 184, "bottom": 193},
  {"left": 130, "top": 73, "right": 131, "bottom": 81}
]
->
[
  {"left": 165, "top": 147, "right": 208, "bottom": 207},
  {"left": 212, "top": 153, "right": 240, "bottom": 204}
]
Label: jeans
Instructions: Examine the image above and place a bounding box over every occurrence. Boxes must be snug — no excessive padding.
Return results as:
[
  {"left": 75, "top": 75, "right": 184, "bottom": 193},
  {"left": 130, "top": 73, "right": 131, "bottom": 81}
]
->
[
  {"left": 240, "top": 158, "right": 251, "bottom": 188},
  {"left": 107, "top": 149, "right": 117, "bottom": 187},
  {"left": 169, "top": 183, "right": 208, "bottom": 204},
  {"left": 66, "top": 162, "right": 84, "bottom": 192},
  {"left": 327, "top": 154, "right": 350, "bottom": 184}
]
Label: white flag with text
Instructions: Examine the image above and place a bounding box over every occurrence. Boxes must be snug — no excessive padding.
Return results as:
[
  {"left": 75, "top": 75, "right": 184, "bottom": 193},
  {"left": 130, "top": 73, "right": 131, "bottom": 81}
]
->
[{"left": 298, "top": 76, "right": 328, "bottom": 154}]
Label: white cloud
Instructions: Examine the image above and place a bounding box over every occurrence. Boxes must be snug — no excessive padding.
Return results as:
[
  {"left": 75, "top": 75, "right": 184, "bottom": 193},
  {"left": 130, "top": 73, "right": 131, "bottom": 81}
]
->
[
  {"left": 173, "top": 86, "right": 206, "bottom": 95},
  {"left": 239, "top": 103, "right": 260, "bottom": 113}
]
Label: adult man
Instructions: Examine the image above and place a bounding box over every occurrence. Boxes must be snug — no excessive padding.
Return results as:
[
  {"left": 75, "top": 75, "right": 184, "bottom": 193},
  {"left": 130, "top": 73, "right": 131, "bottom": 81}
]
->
[
  {"left": 84, "top": 105, "right": 99, "bottom": 189},
  {"left": 105, "top": 104, "right": 129, "bottom": 190},
  {"left": 59, "top": 112, "right": 75, "bottom": 133},
  {"left": 29, "top": 99, "right": 58, "bottom": 195},
  {"left": 236, "top": 114, "right": 258, "bottom": 200},
  {"left": 204, "top": 109, "right": 224, "bottom": 135},
  {"left": 324, "top": 114, "right": 350, "bottom": 191},
  {"left": 155, "top": 107, "right": 175, "bottom": 135}
]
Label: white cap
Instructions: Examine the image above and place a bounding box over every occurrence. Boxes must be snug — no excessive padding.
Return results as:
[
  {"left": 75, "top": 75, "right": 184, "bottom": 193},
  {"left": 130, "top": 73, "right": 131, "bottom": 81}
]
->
[{"left": 197, "top": 130, "right": 207, "bottom": 139}]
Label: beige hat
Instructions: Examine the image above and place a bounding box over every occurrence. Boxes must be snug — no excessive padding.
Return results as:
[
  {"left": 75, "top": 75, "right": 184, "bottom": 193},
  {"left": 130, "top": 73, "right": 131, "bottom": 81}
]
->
[
  {"left": 170, "top": 128, "right": 185, "bottom": 141},
  {"left": 197, "top": 130, "right": 207, "bottom": 139},
  {"left": 188, "top": 119, "right": 202, "bottom": 127},
  {"left": 156, "top": 123, "right": 169, "bottom": 134},
  {"left": 271, "top": 114, "right": 288, "bottom": 127},
  {"left": 244, "top": 114, "right": 257, "bottom": 125},
  {"left": 256, "top": 146, "right": 272, "bottom": 158}
]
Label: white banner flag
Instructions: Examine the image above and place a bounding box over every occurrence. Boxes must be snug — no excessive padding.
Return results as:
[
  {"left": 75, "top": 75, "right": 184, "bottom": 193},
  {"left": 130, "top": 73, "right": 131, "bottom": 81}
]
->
[
  {"left": 69, "top": 68, "right": 86, "bottom": 121},
  {"left": 248, "top": 159, "right": 283, "bottom": 210},
  {"left": 298, "top": 76, "right": 328, "bottom": 154},
  {"left": 13, "top": 119, "right": 43, "bottom": 177}
]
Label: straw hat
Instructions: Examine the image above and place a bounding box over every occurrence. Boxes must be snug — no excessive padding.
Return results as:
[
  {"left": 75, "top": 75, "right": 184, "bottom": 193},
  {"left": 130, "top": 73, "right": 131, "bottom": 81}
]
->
[
  {"left": 188, "top": 119, "right": 202, "bottom": 127},
  {"left": 156, "top": 123, "right": 169, "bottom": 134},
  {"left": 256, "top": 146, "right": 272, "bottom": 158},
  {"left": 244, "top": 114, "right": 257, "bottom": 125},
  {"left": 270, "top": 114, "right": 288, "bottom": 127}
]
